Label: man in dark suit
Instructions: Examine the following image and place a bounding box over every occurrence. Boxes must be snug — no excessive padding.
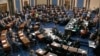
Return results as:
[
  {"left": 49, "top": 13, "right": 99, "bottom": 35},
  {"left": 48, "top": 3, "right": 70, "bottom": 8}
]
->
[
  {"left": 72, "top": 39, "right": 80, "bottom": 48},
  {"left": 0, "top": 20, "right": 6, "bottom": 31}
]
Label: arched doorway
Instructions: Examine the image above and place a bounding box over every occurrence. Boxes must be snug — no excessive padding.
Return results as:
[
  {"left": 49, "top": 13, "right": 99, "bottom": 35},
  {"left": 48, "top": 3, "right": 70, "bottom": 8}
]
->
[
  {"left": 0, "top": 3, "right": 7, "bottom": 12},
  {"left": 65, "top": 0, "right": 70, "bottom": 9},
  {"left": 24, "top": 1, "right": 28, "bottom": 6}
]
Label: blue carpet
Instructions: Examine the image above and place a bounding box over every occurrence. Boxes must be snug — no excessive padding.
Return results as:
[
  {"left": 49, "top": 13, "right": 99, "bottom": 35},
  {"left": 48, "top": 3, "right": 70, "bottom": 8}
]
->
[
  {"left": 41, "top": 22, "right": 94, "bottom": 56},
  {"left": 4, "top": 21, "right": 95, "bottom": 56},
  {"left": 21, "top": 22, "right": 94, "bottom": 56},
  {"left": 39, "top": 22, "right": 94, "bottom": 56}
]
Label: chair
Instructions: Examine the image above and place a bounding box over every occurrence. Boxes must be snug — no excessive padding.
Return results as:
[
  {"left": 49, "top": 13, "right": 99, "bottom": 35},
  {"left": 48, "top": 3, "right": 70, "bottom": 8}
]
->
[
  {"left": 80, "top": 26, "right": 89, "bottom": 38},
  {"left": 29, "top": 49, "right": 34, "bottom": 56},
  {"left": 44, "top": 44, "right": 53, "bottom": 52},
  {"left": 72, "top": 40, "right": 80, "bottom": 48},
  {"left": 35, "top": 22, "right": 40, "bottom": 26},
  {"left": 44, "top": 36, "right": 53, "bottom": 44},
  {"left": 52, "top": 27, "right": 59, "bottom": 35},
  {"left": 33, "top": 25, "right": 40, "bottom": 31}
]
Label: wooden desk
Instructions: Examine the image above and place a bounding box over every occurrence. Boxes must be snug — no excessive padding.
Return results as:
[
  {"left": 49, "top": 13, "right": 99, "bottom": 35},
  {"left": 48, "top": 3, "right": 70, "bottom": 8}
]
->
[
  {"left": 62, "top": 45, "right": 69, "bottom": 51},
  {"left": 1, "top": 35, "right": 6, "bottom": 40},
  {"left": 6, "top": 23, "right": 13, "bottom": 28},
  {"left": 19, "top": 32, "right": 24, "bottom": 37},
  {"left": 33, "top": 25, "right": 40, "bottom": 31},
  {"left": 1, "top": 30, "right": 7, "bottom": 34},
  {"left": 2, "top": 41, "right": 10, "bottom": 51},
  {"left": 19, "top": 20, "right": 28, "bottom": 29},
  {"left": 77, "top": 48, "right": 87, "bottom": 55},
  {"left": 44, "top": 52, "right": 57, "bottom": 56},
  {"left": 0, "top": 30, "right": 11, "bottom": 52},
  {"left": 51, "top": 42, "right": 61, "bottom": 48},
  {"left": 1, "top": 30, "right": 7, "bottom": 41},
  {"left": 20, "top": 36, "right": 30, "bottom": 46},
  {"left": 6, "top": 18, "right": 19, "bottom": 28},
  {"left": 36, "top": 48, "right": 47, "bottom": 56},
  {"left": 18, "top": 31, "right": 30, "bottom": 46},
  {"left": 1, "top": 40, "right": 7, "bottom": 44},
  {"left": 68, "top": 46, "right": 78, "bottom": 53}
]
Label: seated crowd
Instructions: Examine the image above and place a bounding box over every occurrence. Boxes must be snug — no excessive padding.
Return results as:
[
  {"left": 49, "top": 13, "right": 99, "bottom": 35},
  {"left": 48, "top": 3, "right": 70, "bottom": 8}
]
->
[{"left": 0, "top": 5, "right": 100, "bottom": 56}]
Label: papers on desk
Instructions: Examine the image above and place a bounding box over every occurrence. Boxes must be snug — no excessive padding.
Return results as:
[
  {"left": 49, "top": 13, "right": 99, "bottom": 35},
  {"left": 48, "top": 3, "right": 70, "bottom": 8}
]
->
[
  {"left": 48, "top": 33, "right": 60, "bottom": 40},
  {"left": 38, "top": 49, "right": 45, "bottom": 54},
  {"left": 36, "top": 48, "right": 47, "bottom": 55},
  {"left": 2, "top": 40, "right": 6, "bottom": 43},
  {"left": 1, "top": 33, "right": 6, "bottom": 35},
  {"left": 50, "top": 35, "right": 57, "bottom": 40},
  {"left": 72, "top": 29, "right": 76, "bottom": 32},
  {"left": 78, "top": 49, "right": 87, "bottom": 54},
  {"left": 89, "top": 40, "right": 96, "bottom": 48},
  {"left": 53, "top": 42, "right": 60, "bottom": 47},
  {"left": 67, "top": 41, "right": 72, "bottom": 46},
  {"left": 20, "top": 33, "right": 24, "bottom": 36},
  {"left": 3, "top": 44, "right": 8, "bottom": 47},
  {"left": 44, "top": 28, "right": 52, "bottom": 33},
  {"left": 31, "top": 31, "right": 40, "bottom": 36},
  {"left": 39, "top": 50, "right": 43, "bottom": 53},
  {"left": 31, "top": 33, "right": 35, "bottom": 36},
  {"left": 18, "top": 31, "right": 22, "bottom": 33},
  {"left": 45, "top": 52, "right": 57, "bottom": 56},
  {"left": 51, "top": 42, "right": 61, "bottom": 47},
  {"left": 20, "top": 37, "right": 24, "bottom": 39},
  {"left": 44, "top": 28, "right": 60, "bottom": 40}
]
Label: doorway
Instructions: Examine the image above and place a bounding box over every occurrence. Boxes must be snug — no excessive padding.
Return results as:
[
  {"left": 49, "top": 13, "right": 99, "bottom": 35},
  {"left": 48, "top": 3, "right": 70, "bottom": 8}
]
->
[
  {"left": 0, "top": 3, "right": 7, "bottom": 12},
  {"left": 65, "top": 0, "right": 70, "bottom": 9},
  {"left": 24, "top": 1, "right": 28, "bottom": 6}
]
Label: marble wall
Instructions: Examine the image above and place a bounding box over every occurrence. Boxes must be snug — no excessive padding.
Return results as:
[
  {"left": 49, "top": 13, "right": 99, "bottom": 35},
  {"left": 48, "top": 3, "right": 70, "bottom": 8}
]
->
[
  {"left": 37, "top": 0, "right": 47, "bottom": 5},
  {"left": 0, "top": 0, "right": 7, "bottom": 4},
  {"left": 90, "top": 0, "right": 100, "bottom": 10}
]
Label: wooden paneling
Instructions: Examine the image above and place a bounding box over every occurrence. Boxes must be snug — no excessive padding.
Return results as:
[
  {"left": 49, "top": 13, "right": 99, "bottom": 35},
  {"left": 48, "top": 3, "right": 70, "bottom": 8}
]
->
[
  {"left": 90, "top": 0, "right": 99, "bottom": 10},
  {"left": 24, "top": 1, "right": 28, "bottom": 6},
  {"left": 37, "top": 0, "right": 47, "bottom": 5},
  {"left": 65, "top": 0, "right": 70, "bottom": 9},
  {"left": 0, "top": 3, "right": 7, "bottom": 12}
]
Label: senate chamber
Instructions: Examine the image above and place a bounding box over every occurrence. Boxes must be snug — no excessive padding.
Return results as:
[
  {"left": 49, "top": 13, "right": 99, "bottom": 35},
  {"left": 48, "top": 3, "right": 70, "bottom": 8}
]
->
[{"left": 0, "top": 0, "right": 100, "bottom": 56}]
